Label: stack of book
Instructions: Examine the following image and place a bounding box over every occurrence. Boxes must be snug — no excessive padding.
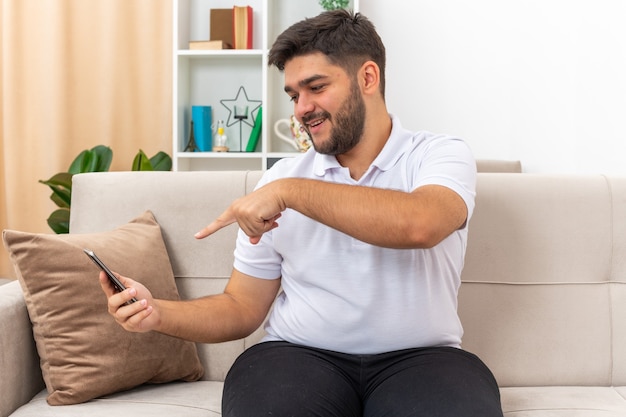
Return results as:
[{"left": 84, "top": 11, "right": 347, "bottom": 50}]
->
[{"left": 187, "top": 6, "right": 253, "bottom": 50}]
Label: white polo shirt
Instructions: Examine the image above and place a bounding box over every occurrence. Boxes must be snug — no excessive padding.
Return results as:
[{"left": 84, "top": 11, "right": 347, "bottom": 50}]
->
[{"left": 233, "top": 115, "right": 476, "bottom": 354}]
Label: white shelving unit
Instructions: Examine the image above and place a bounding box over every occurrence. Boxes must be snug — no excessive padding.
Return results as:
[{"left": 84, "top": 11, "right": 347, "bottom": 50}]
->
[{"left": 172, "top": 0, "right": 359, "bottom": 171}]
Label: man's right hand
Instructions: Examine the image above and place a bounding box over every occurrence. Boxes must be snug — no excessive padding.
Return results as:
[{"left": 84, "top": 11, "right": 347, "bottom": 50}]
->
[
  {"left": 195, "top": 180, "right": 286, "bottom": 244},
  {"left": 98, "top": 271, "right": 160, "bottom": 333}
]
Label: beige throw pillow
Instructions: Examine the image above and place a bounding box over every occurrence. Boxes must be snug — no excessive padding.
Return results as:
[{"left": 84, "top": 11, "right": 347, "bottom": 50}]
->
[{"left": 2, "top": 211, "right": 204, "bottom": 405}]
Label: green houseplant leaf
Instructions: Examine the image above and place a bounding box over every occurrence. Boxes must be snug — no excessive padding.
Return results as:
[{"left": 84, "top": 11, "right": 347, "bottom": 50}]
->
[
  {"left": 132, "top": 149, "right": 154, "bottom": 171},
  {"left": 68, "top": 145, "right": 112, "bottom": 174},
  {"left": 132, "top": 150, "right": 173, "bottom": 171},
  {"left": 40, "top": 145, "right": 113, "bottom": 234},
  {"left": 91, "top": 145, "right": 114, "bottom": 172},
  {"left": 38, "top": 172, "right": 73, "bottom": 208},
  {"left": 149, "top": 151, "right": 173, "bottom": 171},
  {"left": 319, "top": 0, "right": 350, "bottom": 10},
  {"left": 46, "top": 208, "right": 70, "bottom": 235}
]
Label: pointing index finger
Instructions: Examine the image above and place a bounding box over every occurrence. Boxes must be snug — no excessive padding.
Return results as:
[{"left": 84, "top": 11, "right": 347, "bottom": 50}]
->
[{"left": 194, "top": 214, "right": 236, "bottom": 239}]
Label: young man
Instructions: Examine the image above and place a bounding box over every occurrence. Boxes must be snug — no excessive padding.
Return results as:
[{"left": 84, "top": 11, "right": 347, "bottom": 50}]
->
[{"left": 101, "top": 10, "right": 503, "bottom": 416}]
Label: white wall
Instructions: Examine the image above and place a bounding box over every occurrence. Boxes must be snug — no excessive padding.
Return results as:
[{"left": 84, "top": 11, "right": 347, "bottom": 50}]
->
[{"left": 361, "top": 0, "right": 626, "bottom": 173}]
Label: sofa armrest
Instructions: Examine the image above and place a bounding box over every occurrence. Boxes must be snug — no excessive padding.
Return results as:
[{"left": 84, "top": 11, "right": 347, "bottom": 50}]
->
[{"left": 0, "top": 281, "right": 45, "bottom": 417}]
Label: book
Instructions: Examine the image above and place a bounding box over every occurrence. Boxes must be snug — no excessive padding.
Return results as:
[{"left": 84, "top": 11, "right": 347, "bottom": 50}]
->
[
  {"left": 232, "top": 6, "right": 253, "bottom": 50},
  {"left": 210, "top": 9, "right": 234, "bottom": 49},
  {"left": 246, "top": 107, "right": 262, "bottom": 152},
  {"left": 188, "top": 40, "right": 229, "bottom": 50}
]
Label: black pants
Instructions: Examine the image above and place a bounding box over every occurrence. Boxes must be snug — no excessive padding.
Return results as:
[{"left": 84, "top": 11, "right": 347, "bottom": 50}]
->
[{"left": 222, "top": 341, "right": 503, "bottom": 417}]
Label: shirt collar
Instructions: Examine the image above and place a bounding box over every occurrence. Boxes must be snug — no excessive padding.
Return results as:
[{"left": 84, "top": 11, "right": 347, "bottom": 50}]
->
[{"left": 313, "top": 114, "right": 411, "bottom": 177}]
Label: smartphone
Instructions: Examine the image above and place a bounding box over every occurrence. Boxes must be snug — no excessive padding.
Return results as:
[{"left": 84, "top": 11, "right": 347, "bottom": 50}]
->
[{"left": 83, "top": 249, "right": 138, "bottom": 304}]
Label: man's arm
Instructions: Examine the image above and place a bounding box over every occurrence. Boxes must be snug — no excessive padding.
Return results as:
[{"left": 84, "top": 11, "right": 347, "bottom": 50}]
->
[
  {"left": 196, "top": 178, "right": 468, "bottom": 249},
  {"left": 100, "top": 269, "right": 281, "bottom": 343}
]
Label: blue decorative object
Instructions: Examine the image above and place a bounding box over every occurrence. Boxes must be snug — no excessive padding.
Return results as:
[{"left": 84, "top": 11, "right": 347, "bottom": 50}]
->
[{"left": 192, "top": 106, "right": 212, "bottom": 152}]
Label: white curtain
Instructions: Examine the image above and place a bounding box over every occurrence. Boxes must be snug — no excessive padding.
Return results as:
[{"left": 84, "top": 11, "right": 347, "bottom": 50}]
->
[{"left": 1, "top": 0, "right": 172, "bottom": 278}]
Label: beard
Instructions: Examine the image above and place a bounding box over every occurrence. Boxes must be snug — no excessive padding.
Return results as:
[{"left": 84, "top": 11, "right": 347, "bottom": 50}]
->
[{"left": 302, "top": 80, "right": 366, "bottom": 156}]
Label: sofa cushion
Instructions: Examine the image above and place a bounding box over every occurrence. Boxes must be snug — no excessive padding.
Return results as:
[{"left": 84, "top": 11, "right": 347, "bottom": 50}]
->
[
  {"left": 2, "top": 211, "right": 204, "bottom": 405},
  {"left": 9, "top": 382, "right": 223, "bottom": 417},
  {"left": 500, "top": 386, "right": 626, "bottom": 416}
]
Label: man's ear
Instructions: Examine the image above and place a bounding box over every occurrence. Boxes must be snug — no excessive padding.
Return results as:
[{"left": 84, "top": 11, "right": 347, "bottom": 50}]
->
[{"left": 359, "top": 61, "right": 381, "bottom": 96}]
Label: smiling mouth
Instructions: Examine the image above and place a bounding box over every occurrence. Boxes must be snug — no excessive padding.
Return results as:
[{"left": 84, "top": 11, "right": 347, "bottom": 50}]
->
[
  {"left": 303, "top": 115, "right": 328, "bottom": 131},
  {"left": 308, "top": 118, "right": 324, "bottom": 128}
]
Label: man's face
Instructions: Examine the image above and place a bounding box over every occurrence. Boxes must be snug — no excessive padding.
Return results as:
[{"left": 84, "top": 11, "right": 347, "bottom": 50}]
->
[{"left": 283, "top": 53, "right": 366, "bottom": 155}]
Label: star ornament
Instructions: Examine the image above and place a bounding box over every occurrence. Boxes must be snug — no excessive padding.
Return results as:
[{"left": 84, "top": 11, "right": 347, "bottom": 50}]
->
[{"left": 220, "top": 86, "right": 262, "bottom": 128}]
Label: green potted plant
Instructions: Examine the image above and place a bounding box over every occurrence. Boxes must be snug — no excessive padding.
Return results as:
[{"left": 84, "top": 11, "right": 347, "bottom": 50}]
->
[
  {"left": 39, "top": 145, "right": 172, "bottom": 234},
  {"left": 319, "top": 0, "right": 350, "bottom": 11}
]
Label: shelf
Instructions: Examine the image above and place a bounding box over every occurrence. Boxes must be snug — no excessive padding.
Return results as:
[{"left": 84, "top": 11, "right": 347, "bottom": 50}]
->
[
  {"left": 176, "top": 151, "right": 302, "bottom": 158},
  {"left": 176, "top": 151, "right": 263, "bottom": 159},
  {"left": 177, "top": 49, "right": 265, "bottom": 57},
  {"left": 172, "top": 0, "right": 359, "bottom": 172}
]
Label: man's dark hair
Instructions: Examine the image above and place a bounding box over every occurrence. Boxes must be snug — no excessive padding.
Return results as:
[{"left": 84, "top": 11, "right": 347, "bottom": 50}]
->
[{"left": 268, "top": 9, "right": 386, "bottom": 97}]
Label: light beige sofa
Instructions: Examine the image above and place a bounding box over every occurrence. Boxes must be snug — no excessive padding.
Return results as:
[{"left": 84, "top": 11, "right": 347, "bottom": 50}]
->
[{"left": 1, "top": 168, "right": 625, "bottom": 416}]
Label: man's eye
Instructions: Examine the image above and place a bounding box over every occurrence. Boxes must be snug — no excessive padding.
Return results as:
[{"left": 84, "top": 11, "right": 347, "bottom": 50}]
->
[
  {"left": 289, "top": 95, "right": 298, "bottom": 103},
  {"left": 311, "top": 85, "right": 324, "bottom": 92}
]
